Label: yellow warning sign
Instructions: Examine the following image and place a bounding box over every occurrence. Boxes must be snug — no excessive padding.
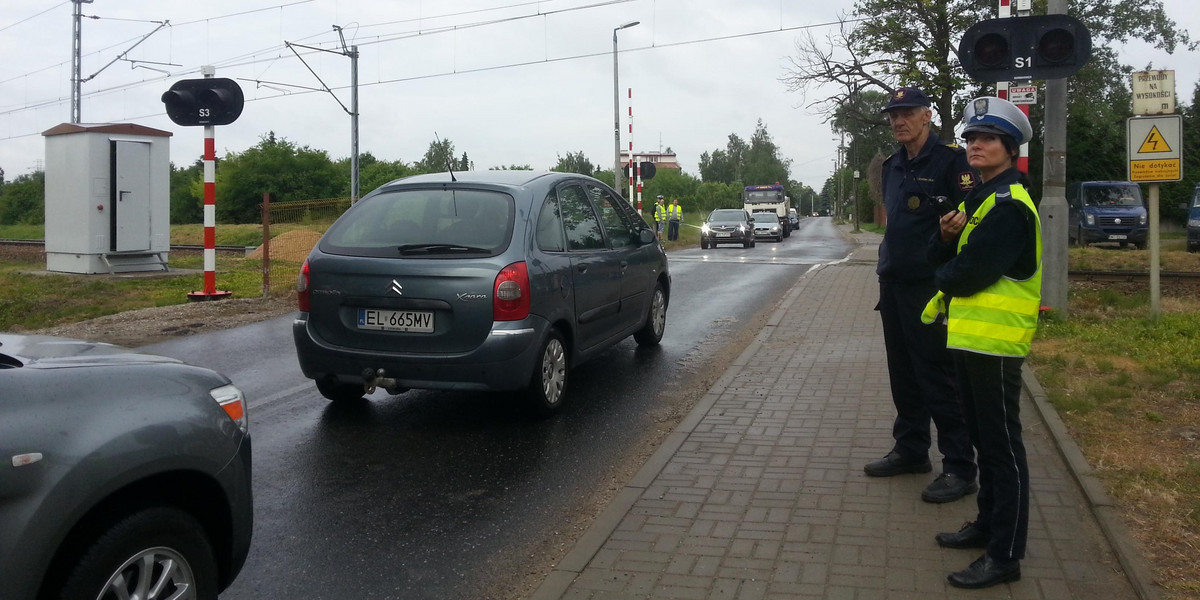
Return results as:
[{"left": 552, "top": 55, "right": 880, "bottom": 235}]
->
[
  {"left": 1130, "top": 159, "right": 1180, "bottom": 182},
  {"left": 1137, "top": 126, "right": 1172, "bottom": 153}
]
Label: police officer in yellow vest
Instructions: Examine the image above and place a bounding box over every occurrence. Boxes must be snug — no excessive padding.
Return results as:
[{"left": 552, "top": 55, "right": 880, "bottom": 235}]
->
[
  {"left": 666, "top": 198, "right": 683, "bottom": 240},
  {"left": 921, "top": 96, "right": 1040, "bottom": 590},
  {"left": 653, "top": 195, "right": 667, "bottom": 240}
]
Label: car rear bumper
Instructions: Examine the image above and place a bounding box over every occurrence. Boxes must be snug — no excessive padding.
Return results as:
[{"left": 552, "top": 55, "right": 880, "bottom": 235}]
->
[{"left": 293, "top": 316, "right": 549, "bottom": 392}]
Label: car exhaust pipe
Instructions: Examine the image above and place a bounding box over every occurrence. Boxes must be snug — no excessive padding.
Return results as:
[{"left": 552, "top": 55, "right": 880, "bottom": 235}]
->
[{"left": 361, "top": 368, "right": 408, "bottom": 396}]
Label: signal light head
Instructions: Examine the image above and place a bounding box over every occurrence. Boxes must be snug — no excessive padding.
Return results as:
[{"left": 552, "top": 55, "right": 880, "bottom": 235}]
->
[{"left": 974, "top": 33, "right": 1010, "bottom": 69}]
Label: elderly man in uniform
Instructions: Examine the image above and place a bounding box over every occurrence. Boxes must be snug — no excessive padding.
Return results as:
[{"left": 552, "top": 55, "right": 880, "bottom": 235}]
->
[{"left": 866, "top": 87, "right": 980, "bottom": 504}]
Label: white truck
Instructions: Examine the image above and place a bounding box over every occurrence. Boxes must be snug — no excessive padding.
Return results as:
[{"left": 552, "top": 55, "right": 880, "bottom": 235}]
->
[{"left": 743, "top": 184, "right": 790, "bottom": 238}]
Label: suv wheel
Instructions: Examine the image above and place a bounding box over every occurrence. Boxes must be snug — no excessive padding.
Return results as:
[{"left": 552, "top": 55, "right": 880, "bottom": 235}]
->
[
  {"left": 633, "top": 283, "right": 667, "bottom": 346},
  {"left": 316, "top": 378, "right": 365, "bottom": 402},
  {"left": 527, "top": 329, "right": 568, "bottom": 416},
  {"left": 57, "top": 508, "right": 218, "bottom": 600},
  {"left": 700, "top": 238, "right": 709, "bottom": 249}
]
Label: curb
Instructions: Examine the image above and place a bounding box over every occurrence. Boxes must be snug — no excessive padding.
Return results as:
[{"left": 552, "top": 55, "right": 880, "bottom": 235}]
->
[{"left": 1021, "top": 367, "right": 1162, "bottom": 600}]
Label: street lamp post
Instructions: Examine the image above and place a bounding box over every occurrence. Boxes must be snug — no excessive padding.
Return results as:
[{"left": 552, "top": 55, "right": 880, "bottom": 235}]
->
[
  {"left": 852, "top": 170, "right": 861, "bottom": 232},
  {"left": 613, "top": 21, "right": 640, "bottom": 194}
]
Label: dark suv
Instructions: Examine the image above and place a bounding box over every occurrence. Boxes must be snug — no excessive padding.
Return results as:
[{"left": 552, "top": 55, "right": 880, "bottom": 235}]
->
[
  {"left": 293, "top": 171, "right": 670, "bottom": 414},
  {"left": 700, "top": 208, "right": 755, "bottom": 249}
]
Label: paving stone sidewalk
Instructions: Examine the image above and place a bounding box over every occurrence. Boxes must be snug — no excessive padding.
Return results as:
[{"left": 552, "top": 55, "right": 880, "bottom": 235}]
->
[{"left": 532, "top": 229, "right": 1152, "bottom": 600}]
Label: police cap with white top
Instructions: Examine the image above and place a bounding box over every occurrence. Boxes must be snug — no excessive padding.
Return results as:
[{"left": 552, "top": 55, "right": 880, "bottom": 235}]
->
[{"left": 961, "top": 96, "right": 1033, "bottom": 146}]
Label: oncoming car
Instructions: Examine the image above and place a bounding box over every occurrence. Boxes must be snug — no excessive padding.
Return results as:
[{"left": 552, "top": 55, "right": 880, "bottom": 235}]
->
[
  {"left": 0, "top": 334, "right": 252, "bottom": 600},
  {"left": 752, "top": 212, "right": 785, "bottom": 242},
  {"left": 293, "top": 170, "right": 670, "bottom": 415},
  {"left": 700, "top": 208, "right": 754, "bottom": 249}
]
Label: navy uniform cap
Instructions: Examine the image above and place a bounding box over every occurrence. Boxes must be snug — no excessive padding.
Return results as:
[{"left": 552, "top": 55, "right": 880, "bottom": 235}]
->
[
  {"left": 880, "top": 87, "right": 932, "bottom": 113},
  {"left": 962, "top": 96, "right": 1033, "bottom": 145}
]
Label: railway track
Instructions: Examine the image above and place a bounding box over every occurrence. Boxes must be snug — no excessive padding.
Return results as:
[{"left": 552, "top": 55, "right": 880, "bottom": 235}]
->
[{"left": 0, "top": 239, "right": 254, "bottom": 254}]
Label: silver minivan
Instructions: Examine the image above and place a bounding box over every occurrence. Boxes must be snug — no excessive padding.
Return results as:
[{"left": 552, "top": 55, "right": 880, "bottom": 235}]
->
[{"left": 293, "top": 171, "right": 670, "bottom": 414}]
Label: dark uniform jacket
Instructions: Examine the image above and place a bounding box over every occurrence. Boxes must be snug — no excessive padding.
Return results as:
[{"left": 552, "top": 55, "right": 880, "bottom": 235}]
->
[{"left": 878, "top": 131, "right": 978, "bottom": 283}]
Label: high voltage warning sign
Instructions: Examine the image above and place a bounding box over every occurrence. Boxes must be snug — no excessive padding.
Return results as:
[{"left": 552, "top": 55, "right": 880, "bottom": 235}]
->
[
  {"left": 1137, "top": 126, "right": 1172, "bottom": 153},
  {"left": 1127, "top": 115, "right": 1182, "bottom": 182}
]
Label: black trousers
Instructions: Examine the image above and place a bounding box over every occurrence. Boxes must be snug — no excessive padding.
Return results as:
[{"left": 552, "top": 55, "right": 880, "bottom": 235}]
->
[
  {"left": 877, "top": 281, "right": 976, "bottom": 478},
  {"left": 668, "top": 220, "right": 680, "bottom": 240},
  {"left": 953, "top": 349, "right": 1029, "bottom": 562}
]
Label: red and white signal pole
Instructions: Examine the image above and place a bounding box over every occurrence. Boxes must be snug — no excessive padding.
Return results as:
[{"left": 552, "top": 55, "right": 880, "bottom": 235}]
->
[
  {"left": 997, "top": 0, "right": 1032, "bottom": 174},
  {"left": 187, "top": 66, "right": 232, "bottom": 301}
]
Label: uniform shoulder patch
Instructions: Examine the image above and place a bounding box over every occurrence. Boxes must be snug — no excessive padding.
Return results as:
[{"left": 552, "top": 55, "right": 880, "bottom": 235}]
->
[
  {"left": 942, "top": 141, "right": 961, "bottom": 149},
  {"left": 957, "top": 172, "right": 975, "bottom": 191}
]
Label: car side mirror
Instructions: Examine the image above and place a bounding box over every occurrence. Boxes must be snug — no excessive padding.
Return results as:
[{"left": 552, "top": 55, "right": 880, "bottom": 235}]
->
[{"left": 639, "top": 229, "right": 657, "bottom": 245}]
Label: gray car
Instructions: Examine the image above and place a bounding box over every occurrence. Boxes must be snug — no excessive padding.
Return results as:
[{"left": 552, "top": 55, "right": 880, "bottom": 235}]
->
[
  {"left": 752, "top": 212, "right": 785, "bottom": 242},
  {"left": 0, "top": 334, "right": 252, "bottom": 600},
  {"left": 293, "top": 170, "right": 670, "bottom": 414}
]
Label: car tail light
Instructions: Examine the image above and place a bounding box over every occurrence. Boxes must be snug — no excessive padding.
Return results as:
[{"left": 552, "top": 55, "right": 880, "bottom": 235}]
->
[
  {"left": 210, "top": 384, "right": 248, "bottom": 433},
  {"left": 493, "top": 262, "right": 530, "bottom": 321},
  {"left": 297, "top": 260, "right": 310, "bottom": 312}
]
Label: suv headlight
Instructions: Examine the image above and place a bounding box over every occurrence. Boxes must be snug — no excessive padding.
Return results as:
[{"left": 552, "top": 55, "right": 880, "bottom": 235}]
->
[
  {"left": 701, "top": 224, "right": 710, "bottom": 234},
  {"left": 211, "top": 384, "right": 248, "bottom": 433},
  {"left": 1139, "top": 214, "right": 1147, "bottom": 225},
  {"left": 1085, "top": 214, "right": 1095, "bottom": 225}
]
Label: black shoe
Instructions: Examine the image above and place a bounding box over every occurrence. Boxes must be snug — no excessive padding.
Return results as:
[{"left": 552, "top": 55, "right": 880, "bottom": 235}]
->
[
  {"left": 947, "top": 554, "right": 1020, "bottom": 589},
  {"left": 863, "top": 451, "right": 932, "bottom": 477},
  {"left": 922, "top": 473, "right": 979, "bottom": 503},
  {"left": 936, "top": 521, "right": 989, "bottom": 549}
]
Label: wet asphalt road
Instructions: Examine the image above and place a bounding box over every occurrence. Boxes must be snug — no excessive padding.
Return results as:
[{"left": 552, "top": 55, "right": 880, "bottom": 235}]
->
[{"left": 142, "top": 217, "right": 854, "bottom": 600}]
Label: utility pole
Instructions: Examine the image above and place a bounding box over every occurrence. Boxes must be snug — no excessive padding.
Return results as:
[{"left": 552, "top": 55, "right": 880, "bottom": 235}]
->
[
  {"left": 1041, "top": 0, "right": 1070, "bottom": 316},
  {"left": 287, "top": 27, "right": 361, "bottom": 202},
  {"left": 71, "top": 0, "right": 95, "bottom": 123}
]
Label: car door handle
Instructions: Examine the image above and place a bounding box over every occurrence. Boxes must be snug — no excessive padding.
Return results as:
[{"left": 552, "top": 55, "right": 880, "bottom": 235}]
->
[
  {"left": 619, "top": 260, "right": 629, "bottom": 272},
  {"left": 576, "top": 264, "right": 588, "bottom": 274}
]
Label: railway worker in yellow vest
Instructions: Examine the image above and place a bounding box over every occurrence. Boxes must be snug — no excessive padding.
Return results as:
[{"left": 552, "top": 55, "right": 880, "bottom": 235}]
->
[
  {"left": 653, "top": 195, "right": 667, "bottom": 240},
  {"left": 921, "top": 96, "right": 1041, "bottom": 590},
  {"left": 667, "top": 198, "right": 683, "bottom": 240}
]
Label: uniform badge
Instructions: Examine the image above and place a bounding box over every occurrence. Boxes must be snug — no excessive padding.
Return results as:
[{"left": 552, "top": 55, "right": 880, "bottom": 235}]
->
[
  {"left": 894, "top": 89, "right": 906, "bottom": 101},
  {"left": 908, "top": 196, "right": 921, "bottom": 210},
  {"left": 958, "top": 172, "right": 975, "bottom": 191},
  {"left": 973, "top": 98, "right": 989, "bottom": 120}
]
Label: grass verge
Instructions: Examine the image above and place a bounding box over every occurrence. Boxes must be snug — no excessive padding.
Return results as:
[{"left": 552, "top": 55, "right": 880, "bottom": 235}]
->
[{"left": 1029, "top": 247, "right": 1200, "bottom": 599}]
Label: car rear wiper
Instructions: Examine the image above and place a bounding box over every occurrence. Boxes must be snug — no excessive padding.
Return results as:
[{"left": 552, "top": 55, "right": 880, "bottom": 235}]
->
[{"left": 396, "top": 243, "right": 490, "bottom": 254}]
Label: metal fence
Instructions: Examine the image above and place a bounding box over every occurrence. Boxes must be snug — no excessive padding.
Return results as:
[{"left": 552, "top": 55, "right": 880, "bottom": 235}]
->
[{"left": 256, "top": 196, "right": 350, "bottom": 297}]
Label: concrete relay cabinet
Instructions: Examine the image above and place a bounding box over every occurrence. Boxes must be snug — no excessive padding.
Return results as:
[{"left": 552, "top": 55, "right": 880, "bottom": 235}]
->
[{"left": 42, "top": 123, "right": 172, "bottom": 274}]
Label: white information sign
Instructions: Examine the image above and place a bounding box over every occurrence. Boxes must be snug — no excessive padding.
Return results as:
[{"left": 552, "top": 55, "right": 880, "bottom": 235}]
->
[
  {"left": 1008, "top": 86, "right": 1037, "bottom": 105},
  {"left": 1132, "top": 70, "right": 1175, "bottom": 115}
]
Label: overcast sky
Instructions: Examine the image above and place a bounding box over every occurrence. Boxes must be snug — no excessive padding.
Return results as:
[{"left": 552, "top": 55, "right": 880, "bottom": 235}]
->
[{"left": 1, "top": 0, "right": 1197, "bottom": 191}]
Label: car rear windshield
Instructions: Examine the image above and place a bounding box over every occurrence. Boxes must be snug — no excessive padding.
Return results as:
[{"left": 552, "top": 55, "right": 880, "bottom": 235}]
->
[
  {"left": 320, "top": 188, "right": 514, "bottom": 257},
  {"left": 1084, "top": 185, "right": 1143, "bottom": 207}
]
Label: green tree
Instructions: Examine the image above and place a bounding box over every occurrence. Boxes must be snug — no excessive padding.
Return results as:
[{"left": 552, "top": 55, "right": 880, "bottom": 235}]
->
[
  {"left": 551, "top": 151, "right": 596, "bottom": 176},
  {"left": 490, "top": 164, "right": 533, "bottom": 171},
  {"left": 743, "top": 120, "right": 792, "bottom": 186},
  {"left": 782, "top": 0, "right": 1194, "bottom": 139},
  {"left": 698, "top": 134, "right": 748, "bottom": 183},
  {"left": 0, "top": 170, "right": 44, "bottom": 225},
  {"left": 170, "top": 160, "right": 204, "bottom": 224},
  {"left": 416, "top": 138, "right": 457, "bottom": 173},
  {"left": 359, "top": 159, "right": 417, "bottom": 193},
  {"left": 213, "top": 133, "right": 345, "bottom": 223}
]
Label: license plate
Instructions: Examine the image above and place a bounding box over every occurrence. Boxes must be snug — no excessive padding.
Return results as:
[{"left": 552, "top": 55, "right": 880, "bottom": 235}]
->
[
  {"left": 357, "top": 308, "right": 434, "bottom": 332},
  {"left": 1108, "top": 234, "right": 1128, "bottom": 240},
  {"left": 716, "top": 232, "right": 731, "bottom": 237}
]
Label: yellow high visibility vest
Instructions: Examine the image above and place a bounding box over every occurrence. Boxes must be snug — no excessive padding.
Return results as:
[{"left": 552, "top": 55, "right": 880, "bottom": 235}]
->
[
  {"left": 654, "top": 204, "right": 667, "bottom": 221},
  {"left": 922, "top": 184, "right": 1042, "bottom": 357},
  {"left": 668, "top": 204, "right": 682, "bottom": 220}
]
